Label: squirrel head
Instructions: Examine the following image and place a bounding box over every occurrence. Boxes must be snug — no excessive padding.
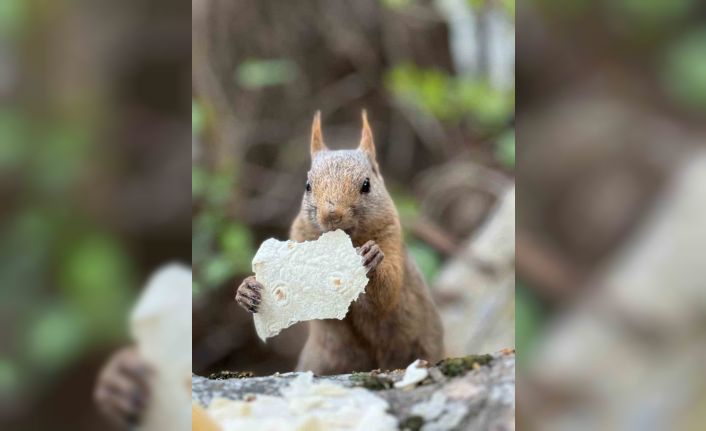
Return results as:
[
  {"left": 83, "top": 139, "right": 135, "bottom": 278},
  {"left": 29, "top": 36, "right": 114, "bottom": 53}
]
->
[{"left": 302, "top": 110, "right": 395, "bottom": 236}]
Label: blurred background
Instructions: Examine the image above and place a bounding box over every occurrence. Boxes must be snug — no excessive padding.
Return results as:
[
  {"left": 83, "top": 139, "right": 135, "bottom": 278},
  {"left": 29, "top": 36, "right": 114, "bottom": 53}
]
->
[
  {"left": 0, "top": 0, "right": 190, "bottom": 429},
  {"left": 516, "top": 0, "right": 706, "bottom": 429},
  {"left": 192, "top": 0, "right": 516, "bottom": 376}
]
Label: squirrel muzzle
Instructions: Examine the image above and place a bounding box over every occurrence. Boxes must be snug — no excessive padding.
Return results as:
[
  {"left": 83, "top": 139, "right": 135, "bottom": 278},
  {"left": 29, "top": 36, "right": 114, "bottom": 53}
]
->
[{"left": 319, "top": 202, "right": 352, "bottom": 232}]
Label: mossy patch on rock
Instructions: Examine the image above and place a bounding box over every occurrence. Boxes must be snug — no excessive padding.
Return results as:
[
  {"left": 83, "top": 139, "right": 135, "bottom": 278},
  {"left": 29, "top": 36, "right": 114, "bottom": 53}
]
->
[
  {"left": 349, "top": 372, "right": 394, "bottom": 390},
  {"left": 399, "top": 415, "right": 425, "bottom": 431},
  {"left": 436, "top": 354, "right": 494, "bottom": 377},
  {"left": 208, "top": 370, "right": 255, "bottom": 380}
]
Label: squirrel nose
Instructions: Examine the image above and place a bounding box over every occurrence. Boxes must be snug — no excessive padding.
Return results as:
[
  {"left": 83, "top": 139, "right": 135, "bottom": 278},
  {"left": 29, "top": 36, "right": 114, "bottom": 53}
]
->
[
  {"left": 324, "top": 203, "right": 344, "bottom": 225},
  {"left": 327, "top": 209, "right": 343, "bottom": 224}
]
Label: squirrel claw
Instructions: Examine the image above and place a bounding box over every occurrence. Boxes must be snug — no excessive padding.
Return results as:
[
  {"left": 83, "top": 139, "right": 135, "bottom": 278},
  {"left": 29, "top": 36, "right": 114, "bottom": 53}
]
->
[
  {"left": 94, "top": 346, "right": 152, "bottom": 428},
  {"left": 236, "top": 276, "right": 263, "bottom": 313},
  {"left": 358, "top": 240, "right": 384, "bottom": 275}
]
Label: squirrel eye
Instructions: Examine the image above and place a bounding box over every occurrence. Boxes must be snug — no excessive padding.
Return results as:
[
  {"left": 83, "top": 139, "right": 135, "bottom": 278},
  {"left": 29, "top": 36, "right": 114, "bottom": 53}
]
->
[
  {"left": 360, "top": 178, "right": 370, "bottom": 194},
  {"left": 305, "top": 181, "right": 311, "bottom": 192}
]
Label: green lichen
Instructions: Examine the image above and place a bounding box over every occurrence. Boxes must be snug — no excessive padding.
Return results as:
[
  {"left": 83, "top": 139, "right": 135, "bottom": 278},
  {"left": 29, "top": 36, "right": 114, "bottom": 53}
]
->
[
  {"left": 208, "top": 370, "right": 255, "bottom": 380},
  {"left": 436, "top": 354, "right": 494, "bottom": 377},
  {"left": 399, "top": 415, "right": 425, "bottom": 431},
  {"left": 349, "top": 372, "right": 394, "bottom": 390}
]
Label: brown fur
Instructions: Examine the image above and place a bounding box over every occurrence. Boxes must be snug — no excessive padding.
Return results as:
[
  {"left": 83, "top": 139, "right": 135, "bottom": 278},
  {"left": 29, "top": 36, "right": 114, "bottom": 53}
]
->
[{"left": 290, "top": 111, "right": 444, "bottom": 374}]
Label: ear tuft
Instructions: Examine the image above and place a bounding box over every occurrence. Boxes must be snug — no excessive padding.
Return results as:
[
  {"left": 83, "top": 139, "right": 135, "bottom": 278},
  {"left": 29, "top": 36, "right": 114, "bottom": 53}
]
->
[
  {"left": 359, "top": 109, "right": 376, "bottom": 162},
  {"left": 310, "top": 110, "right": 328, "bottom": 158}
]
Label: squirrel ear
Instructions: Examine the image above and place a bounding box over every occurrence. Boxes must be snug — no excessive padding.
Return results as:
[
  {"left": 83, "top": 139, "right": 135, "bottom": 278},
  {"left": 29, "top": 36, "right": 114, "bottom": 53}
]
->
[
  {"left": 359, "top": 109, "right": 378, "bottom": 165},
  {"left": 310, "top": 110, "right": 328, "bottom": 158}
]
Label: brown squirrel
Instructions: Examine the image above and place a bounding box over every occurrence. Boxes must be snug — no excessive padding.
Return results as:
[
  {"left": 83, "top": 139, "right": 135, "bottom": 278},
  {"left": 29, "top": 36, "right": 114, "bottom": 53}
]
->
[{"left": 236, "top": 111, "right": 444, "bottom": 375}]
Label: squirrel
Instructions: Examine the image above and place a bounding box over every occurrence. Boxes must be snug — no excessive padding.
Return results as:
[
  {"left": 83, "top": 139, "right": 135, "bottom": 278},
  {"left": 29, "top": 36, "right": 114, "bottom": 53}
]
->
[{"left": 236, "top": 111, "right": 444, "bottom": 375}]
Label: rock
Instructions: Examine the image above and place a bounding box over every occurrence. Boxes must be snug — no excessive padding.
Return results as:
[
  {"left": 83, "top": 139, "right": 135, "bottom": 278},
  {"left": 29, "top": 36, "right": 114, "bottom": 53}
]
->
[
  {"left": 435, "top": 187, "right": 516, "bottom": 356},
  {"left": 192, "top": 352, "right": 515, "bottom": 431}
]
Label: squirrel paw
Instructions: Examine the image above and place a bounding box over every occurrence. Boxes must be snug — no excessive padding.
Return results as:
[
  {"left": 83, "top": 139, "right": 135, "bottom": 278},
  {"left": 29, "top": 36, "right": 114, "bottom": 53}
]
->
[
  {"left": 358, "top": 240, "right": 384, "bottom": 275},
  {"left": 94, "top": 346, "right": 152, "bottom": 428},
  {"left": 235, "top": 276, "right": 263, "bottom": 313}
]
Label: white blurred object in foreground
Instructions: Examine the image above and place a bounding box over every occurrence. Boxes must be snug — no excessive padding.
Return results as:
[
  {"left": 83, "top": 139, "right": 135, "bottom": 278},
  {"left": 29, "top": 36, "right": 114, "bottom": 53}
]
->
[{"left": 130, "top": 263, "right": 192, "bottom": 431}]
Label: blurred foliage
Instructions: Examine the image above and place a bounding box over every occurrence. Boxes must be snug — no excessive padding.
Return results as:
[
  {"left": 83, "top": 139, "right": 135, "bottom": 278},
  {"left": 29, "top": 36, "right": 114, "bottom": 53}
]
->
[
  {"left": 390, "top": 187, "right": 421, "bottom": 225},
  {"left": 27, "top": 305, "right": 87, "bottom": 373},
  {"left": 608, "top": 0, "right": 694, "bottom": 31},
  {"left": 0, "top": 0, "right": 25, "bottom": 38},
  {"left": 35, "top": 123, "right": 92, "bottom": 193},
  {"left": 515, "top": 282, "right": 544, "bottom": 367},
  {"left": 1, "top": 202, "right": 136, "bottom": 392},
  {"left": 500, "top": 0, "right": 515, "bottom": 17},
  {"left": 496, "top": 129, "right": 515, "bottom": 168},
  {"left": 0, "top": 109, "right": 26, "bottom": 168},
  {"left": 469, "top": 0, "right": 515, "bottom": 17},
  {"left": 236, "top": 59, "right": 299, "bottom": 89},
  {"left": 192, "top": 166, "right": 255, "bottom": 295},
  {"left": 381, "top": 0, "right": 414, "bottom": 10},
  {"left": 0, "top": 358, "right": 19, "bottom": 396},
  {"left": 387, "top": 64, "right": 514, "bottom": 131},
  {"left": 193, "top": 101, "right": 205, "bottom": 136},
  {"left": 59, "top": 233, "right": 135, "bottom": 339},
  {"left": 540, "top": 0, "right": 697, "bottom": 33},
  {"left": 408, "top": 240, "right": 442, "bottom": 283},
  {"left": 1, "top": 70, "right": 136, "bottom": 403},
  {"left": 662, "top": 28, "right": 706, "bottom": 111},
  {"left": 386, "top": 61, "right": 515, "bottom": 170},
  {"left": 537, "top": 0, "right": 592, "bottom": 17},
  {"left": 1, "top": 1, "right": 191, "bottom": 428},
  {"left": 391, "top": 187, "right": 443, "bottom": 283}
]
